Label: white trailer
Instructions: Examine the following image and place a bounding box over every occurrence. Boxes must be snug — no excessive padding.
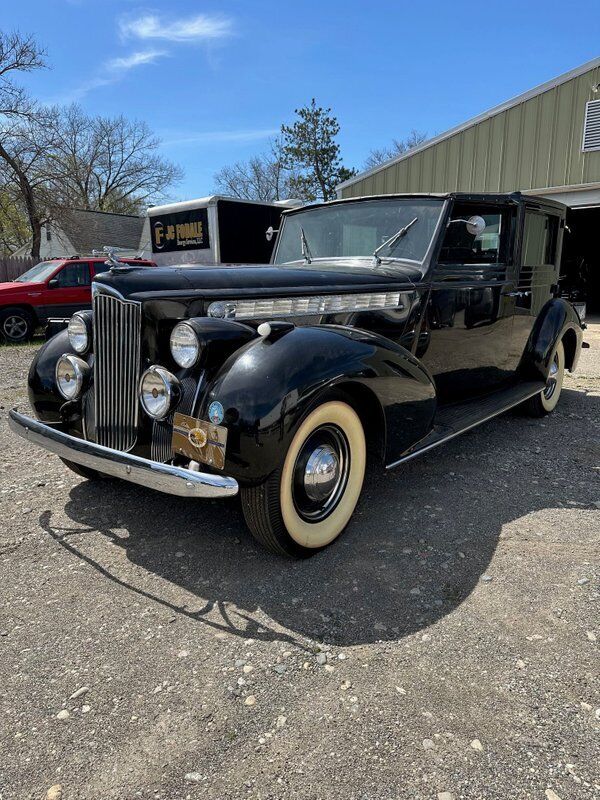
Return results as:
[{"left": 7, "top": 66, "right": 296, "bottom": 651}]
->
[{"left": 141, "top": 196, "right": 300, "bottom": 266}]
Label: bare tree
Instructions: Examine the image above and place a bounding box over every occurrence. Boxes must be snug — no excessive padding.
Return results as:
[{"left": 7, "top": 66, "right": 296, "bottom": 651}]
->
[
  {"left": 0, "top": 180, "right": 29, "bottom": 254},
  {"left": 0, "top": 30, "right": 49, "bottom": 257},
  {"left": 0, "top": 31, "right": 45, "bottom": 116},
  {"left": 0, "top": 32, "right": 182, "bottom": 255},
  {"left": 213, "top": 139, "right": 297, "bottom": 202},
  {"left": 47, "top": 106, "right": 183, "bottom": 214},
  {"left": 364, "top": 130, "right": 428, "bottom": 171}
]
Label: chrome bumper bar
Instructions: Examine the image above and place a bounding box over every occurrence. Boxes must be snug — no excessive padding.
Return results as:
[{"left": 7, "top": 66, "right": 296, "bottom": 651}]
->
[{"left": 8, "top": 408, "right": 238, "bottom": 499}]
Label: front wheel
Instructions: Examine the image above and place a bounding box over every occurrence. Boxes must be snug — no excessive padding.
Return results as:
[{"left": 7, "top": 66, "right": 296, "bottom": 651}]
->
[
  {"left": 0, "top": 307, "right": 34, "bottom": 344},
  {"left": 241, "top": 400, "right": 366, "bottom": 557},
  {"left": 519, "top": 340, "right": 565, "bottom": 417}
]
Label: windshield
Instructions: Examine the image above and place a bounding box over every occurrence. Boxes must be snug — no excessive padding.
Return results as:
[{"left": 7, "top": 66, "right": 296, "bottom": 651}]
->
[
  {"left": 15, "top": 261, "right": 60, "bottom": 283},
  {"left": 274, "top": 198, "right": 444, "bottom": 265}
]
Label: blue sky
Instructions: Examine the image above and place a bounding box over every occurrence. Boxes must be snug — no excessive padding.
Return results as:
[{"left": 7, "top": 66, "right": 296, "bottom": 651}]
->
[{"left": 6, "top": 0, "right": 600, "bottom": 201}]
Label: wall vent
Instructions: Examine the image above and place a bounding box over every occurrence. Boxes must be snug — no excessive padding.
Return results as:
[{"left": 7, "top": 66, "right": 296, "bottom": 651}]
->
[{"left": 582, "top": 99, "right": 600, "bottom": 152}]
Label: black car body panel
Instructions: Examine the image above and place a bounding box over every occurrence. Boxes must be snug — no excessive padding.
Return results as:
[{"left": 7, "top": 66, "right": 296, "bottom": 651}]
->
[
  {"left": 196, "top": 324, "right": 436, "bottom": 482},
  {"left": 519, "top": 297, "right": 583, "bottom": 379},
  {"left": 93, "top": 262, "right": 422, "bottom": 301}
]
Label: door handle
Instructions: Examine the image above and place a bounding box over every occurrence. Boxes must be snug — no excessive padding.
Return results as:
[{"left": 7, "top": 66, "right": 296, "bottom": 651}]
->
[{"left": 502, "top": 290, "right": 531, "bottom": 298}]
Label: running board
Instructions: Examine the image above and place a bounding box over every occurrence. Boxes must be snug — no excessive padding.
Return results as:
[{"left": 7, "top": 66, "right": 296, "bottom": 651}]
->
[{"left": 387, "top": 381, "right": 544, "bottom": 469}]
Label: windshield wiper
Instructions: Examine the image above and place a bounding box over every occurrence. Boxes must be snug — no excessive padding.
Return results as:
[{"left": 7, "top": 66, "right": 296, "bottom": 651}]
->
[
  {"left": 300, "top": 226, "right": 313, "bottom": 264},
  {"left": 372, "top": 217, "right": 418, "bottom": 265}
]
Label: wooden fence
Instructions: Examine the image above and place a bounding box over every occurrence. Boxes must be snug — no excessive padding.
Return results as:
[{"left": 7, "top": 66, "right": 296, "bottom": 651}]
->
[{"left": 0, "top": 256, "right": 37, "bottom": 283}]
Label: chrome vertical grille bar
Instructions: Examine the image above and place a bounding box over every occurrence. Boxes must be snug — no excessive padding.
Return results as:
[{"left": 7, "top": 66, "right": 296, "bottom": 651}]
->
[{"left": 93, "top": 291, "right": 142, "bottom": 451}]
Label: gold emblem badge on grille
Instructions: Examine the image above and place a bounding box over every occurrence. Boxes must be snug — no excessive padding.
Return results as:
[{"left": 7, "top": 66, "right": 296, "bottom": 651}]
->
[
  {"left": 188, "top": 427, "right": 208, "bottom": 449},
  {"left": 172, "top": 412, "right": 227, "bottom": 470}
]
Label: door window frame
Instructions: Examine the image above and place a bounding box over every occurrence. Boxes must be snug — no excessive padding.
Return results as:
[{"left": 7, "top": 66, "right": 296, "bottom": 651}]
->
[
  {"left": 519, "top": 208, "right": 561, "bottom": 268},
  {"left": 52, "top": 261, "right": 92, "bottom": 288},
  {"left": 432, "top": 201, "right": 517, "bottom": 279}
]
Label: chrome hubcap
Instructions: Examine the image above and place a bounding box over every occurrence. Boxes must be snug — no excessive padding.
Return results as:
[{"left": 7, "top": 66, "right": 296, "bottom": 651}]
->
[
  {"left": 3, "top": 315, "right": 28, "bottom": 340},
  {"left": 304, "top": 444, "right": 340, "bottom": 502},
  {"left": 544, "top": 352, "right": 560, "bottom": 400},
  {"left": 292, "top": 424, "right": 350, "bottom": 522}
]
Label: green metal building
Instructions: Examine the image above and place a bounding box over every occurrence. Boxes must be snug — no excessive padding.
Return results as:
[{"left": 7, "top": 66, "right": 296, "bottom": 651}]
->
[{"left": 338, "top": 57, "right": 600, "bottom": 310}]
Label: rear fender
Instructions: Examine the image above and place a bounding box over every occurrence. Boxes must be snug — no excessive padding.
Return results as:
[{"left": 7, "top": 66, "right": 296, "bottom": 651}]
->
[
  {"left": 198, "top": 325, "right": 436, "bottom": 484},
  {"left": 520, "top": 298, "right": 583, "bottom": 381}
]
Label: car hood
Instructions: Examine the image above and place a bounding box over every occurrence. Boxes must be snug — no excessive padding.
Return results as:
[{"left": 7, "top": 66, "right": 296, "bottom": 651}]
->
[
  {"left": 0, "top": 280, "right": 44, "bottom": 294},
  {"left": 93, "top": 261, "right": 422, "bottom": 302}
]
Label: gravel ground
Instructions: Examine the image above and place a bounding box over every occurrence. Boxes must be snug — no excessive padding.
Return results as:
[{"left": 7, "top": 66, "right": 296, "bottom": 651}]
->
[{"left": 0, "top": 325, "right": 598, "bottom": 800}]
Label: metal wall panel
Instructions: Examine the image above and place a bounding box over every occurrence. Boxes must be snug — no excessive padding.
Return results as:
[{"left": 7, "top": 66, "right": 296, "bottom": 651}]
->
[{"left": 343, "top": 66, "right": 600, "bottom": 198}]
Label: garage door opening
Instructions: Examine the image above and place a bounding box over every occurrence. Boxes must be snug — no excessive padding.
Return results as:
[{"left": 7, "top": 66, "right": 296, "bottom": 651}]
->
[{"left": 561, "top": 207, "right": 600, "bottom": 315}]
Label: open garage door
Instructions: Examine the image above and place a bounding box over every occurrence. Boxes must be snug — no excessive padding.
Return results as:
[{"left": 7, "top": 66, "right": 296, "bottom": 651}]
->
[{"left": 561, "top": 207, "right": 600, "bottom": 314}]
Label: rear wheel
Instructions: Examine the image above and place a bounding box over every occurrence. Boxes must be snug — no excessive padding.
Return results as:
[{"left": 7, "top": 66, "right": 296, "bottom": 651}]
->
[
  {"left": 241, "top": 400, "right": 366, "bottom": 557},
  {"left": 519, "top": 340, "right": 565, "bottom": 417},
  {"left": 0, "top": 307, "right": 34, "bottom": 344}
]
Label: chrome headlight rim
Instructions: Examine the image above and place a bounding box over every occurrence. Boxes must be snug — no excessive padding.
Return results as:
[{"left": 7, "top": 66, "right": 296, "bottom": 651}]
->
[
  {"left": 67, "top": 312, "right": 90, "bottom": 354},
  {"left": 55, "top": 354, "right": 89, "bottom": 400},
  {"left": 139, "top": 365, "right": 180, "bottom": 420},
  {"left": 170, "top": 322, "right": 200, "bottom": 369}
]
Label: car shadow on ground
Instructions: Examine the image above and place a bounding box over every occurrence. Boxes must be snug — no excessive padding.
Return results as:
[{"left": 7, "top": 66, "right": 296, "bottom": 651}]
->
[{"left": 39, "top": 388, "right": 599, "bottom": 648}]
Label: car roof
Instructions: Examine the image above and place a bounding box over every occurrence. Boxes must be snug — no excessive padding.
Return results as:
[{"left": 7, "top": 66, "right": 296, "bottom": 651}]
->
[{"left": 282, "top": 191, "right": 567, "bottom": 214}]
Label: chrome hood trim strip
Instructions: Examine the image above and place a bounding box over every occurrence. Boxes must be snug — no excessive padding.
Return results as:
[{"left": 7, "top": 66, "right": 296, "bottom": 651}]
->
[{"left": 208, "top": 291, "right": 404, "bottom": 320}]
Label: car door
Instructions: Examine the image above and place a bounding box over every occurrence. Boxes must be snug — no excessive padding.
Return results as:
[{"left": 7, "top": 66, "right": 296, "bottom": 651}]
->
[
  {"left": 41, "top": 261, "right": 92, "bottom": 320},
  {"left": 420, "top": 201, "right": 519, "bottom": 405},
  {"left": 510, "top": 207, "right": 562, "bottom": 366}
]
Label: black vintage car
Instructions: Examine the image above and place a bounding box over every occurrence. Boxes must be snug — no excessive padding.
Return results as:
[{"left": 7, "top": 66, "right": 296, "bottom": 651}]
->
[{"left": 10, "top": 193, "right": 584, "bottom": 557}]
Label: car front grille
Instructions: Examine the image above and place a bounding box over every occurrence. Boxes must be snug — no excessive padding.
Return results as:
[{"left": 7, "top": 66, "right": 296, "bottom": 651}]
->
[
  {"left": 93, "top": 291, "right": 142, "bottom": 452},
  {"left": 151, "top": 375, "right": 198, "bottom": 463}
]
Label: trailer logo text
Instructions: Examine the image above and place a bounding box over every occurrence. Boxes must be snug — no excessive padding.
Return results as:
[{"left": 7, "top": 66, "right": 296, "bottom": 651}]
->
[{"left": 150, "top": 208, "right": 210, "bottom": 253}]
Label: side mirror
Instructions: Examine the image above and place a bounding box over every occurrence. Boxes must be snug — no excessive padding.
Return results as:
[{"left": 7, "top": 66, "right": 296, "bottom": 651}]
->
[
  {"left": 447, "top": 215, "right": 487, "bottom": 236},
  {"left": 266, "top": 226, "right": 279, "bottom": 242},
  {"left": 48, "top": 278, "right": 59, "bottom": 289},
  {"left": 466, "top": 215, "right": 487, "bottom": 236}
]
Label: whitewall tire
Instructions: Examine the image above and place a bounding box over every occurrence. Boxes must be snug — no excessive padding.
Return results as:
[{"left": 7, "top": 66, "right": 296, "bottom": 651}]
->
[
  {"left": 520, "top": 340, "right": 565, "bottom": 417},
  {"left": 241, "top": 400, "right": 366, "bottom": 557}
]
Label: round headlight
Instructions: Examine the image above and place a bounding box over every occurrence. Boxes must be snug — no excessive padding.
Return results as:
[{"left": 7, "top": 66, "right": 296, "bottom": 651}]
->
[
  {"left": 170, "top": 323, "right": 200, "bottom": 368},
  {"left": 56, "top": 354, "right": 89, "bottom": 400},
  {"left": 140, "top": 366, "right": 180, "bottom": 420},
  {"left": 68, "top": 313, "right": 89, "bottom": 354}
]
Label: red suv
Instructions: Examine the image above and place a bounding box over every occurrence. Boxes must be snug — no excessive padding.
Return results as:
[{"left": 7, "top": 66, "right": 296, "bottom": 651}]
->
[{"left": 0, "top": 257, "right": 155, "bottom": 343}]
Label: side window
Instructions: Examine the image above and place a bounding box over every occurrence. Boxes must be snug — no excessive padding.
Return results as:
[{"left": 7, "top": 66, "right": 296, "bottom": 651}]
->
[
  {"left": 55, "top": 262, "right": 91, "bottom": 288},
  {"left": 522, "top": 211, "right": 559, "bottom": 266},
  {"left": 438, "top": 204, "right": 511, "bottom": 266}
]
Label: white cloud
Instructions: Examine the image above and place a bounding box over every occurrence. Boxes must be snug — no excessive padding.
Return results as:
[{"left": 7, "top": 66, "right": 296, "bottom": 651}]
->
[
  {"left": 119, "top": 13, "right": 232, "bottom": 43},
  {"left": 105, "top": 50, "right": 166, "bottom": 73},
  {"left": 161, "top": 129, "right": 279, "bottom": 146},
  {"left": 53, "top": 50, "right": 166, "bottom": 104}
]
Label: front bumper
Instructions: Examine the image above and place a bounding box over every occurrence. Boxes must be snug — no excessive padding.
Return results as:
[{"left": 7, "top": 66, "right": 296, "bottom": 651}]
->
[{"left": 8, "top": 408, "right": 239, "bottom": 499}]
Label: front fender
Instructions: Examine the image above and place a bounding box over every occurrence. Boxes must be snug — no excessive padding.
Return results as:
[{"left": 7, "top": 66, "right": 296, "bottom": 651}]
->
[
  {"left": 199, "top": 325, "right": 436, "bottom": 483},
  {"left": 520, "top": 298, "right": 583, "bottom": 381},
  {"left": 28, "top": 330, "right": 81, "bottom": 423}
]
